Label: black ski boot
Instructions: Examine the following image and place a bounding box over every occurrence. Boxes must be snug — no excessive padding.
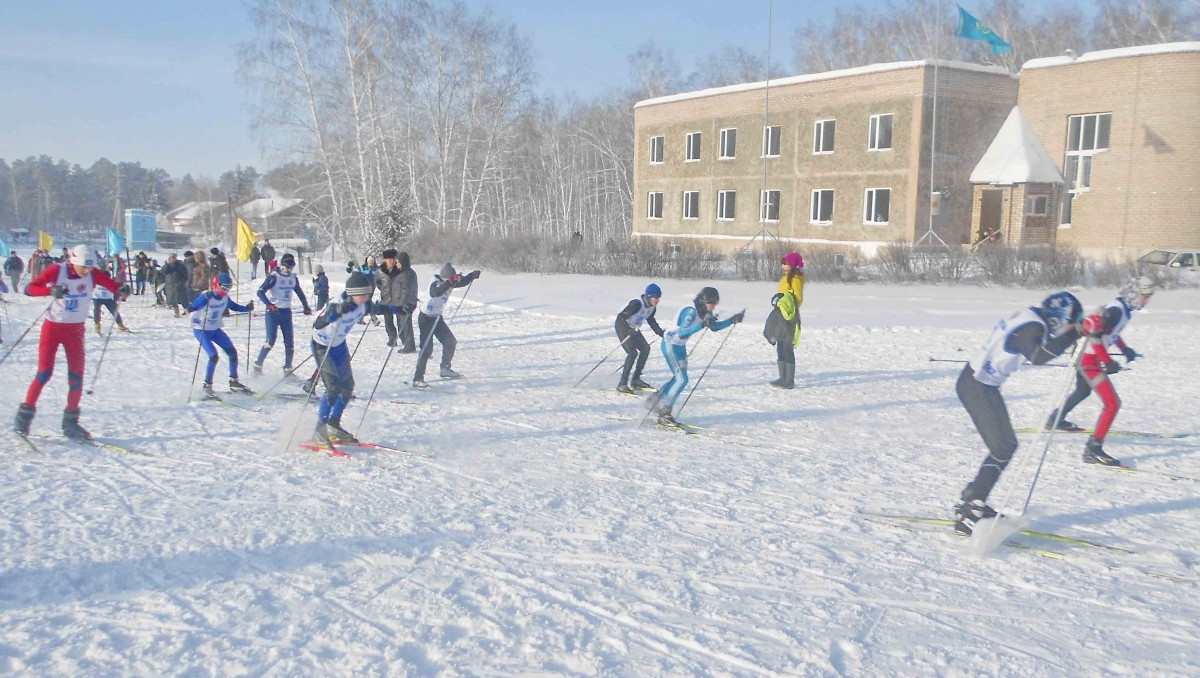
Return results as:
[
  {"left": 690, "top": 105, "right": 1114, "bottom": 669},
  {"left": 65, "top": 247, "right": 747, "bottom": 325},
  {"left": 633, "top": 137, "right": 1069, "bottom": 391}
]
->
[
  {"left": 301, "top": 375, "right": 319, "bottom": 394},
  {"left": 630, "top": 378, "right": 653, "bottom": 391},
  {"left": 62, "top": 409, "right": 92, "bottom": 441},
  {"left": 311, "top": 422, "right": 332, "bottom": 447},
  {"left": 13, "top": 404, "right": 35, "bottom": 436},
  {"left": 655, "top": 404, "right": 677, "bottom": 427},
  {"left": 1083, "top": 436, "right": 1120, "bottom": 466},
  {"left": 1045, "top": 411, "right": 1083, "bottom": 432},
  {"left": 616, "top": 383, "right": 634, "bottom": 395},
  {"left": 327, "top": 418, "right": 358, "bottom": 443},
  {"left": 202, "top": 382, "right": 218, "bottom": 400},
  {"left": 229, "top": 378, "right": 252, "bottom": 393},
  {"left": 954, "top": 499, "right": 999, "bottom": 536}
]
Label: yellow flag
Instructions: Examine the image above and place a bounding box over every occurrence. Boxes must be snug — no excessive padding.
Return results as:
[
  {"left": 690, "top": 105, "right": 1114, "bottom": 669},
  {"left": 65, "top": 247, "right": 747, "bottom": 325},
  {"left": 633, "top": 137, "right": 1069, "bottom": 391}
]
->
[
  {"left": 38, "top": 230, "right": 53, "bottom": 251},
  {"left": 236, "top": 218, "right": 258, "bottom": 262}
]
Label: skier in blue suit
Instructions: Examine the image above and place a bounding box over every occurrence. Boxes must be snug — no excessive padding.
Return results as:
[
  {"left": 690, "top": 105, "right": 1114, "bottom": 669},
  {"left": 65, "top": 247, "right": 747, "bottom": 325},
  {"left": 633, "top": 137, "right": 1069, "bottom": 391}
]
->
[
  {"left": 649, "top": 286, "right": 743, "bottom": 425},
  {"left": 191, "top": 272, "right": 254, "bottom": 399},
  {"left": 254, "top": 252, "right": 311, "bottom": 374}
]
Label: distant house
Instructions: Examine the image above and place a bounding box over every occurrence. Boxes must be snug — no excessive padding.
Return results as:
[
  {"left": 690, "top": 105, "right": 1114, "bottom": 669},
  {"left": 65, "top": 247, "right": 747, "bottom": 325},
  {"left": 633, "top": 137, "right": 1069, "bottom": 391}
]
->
[
  {"left": 236, "top": 198, "right": 307, "bottom": 240},
  {"left": 165, "top": 201, "right": 225, "bottom": 237}
]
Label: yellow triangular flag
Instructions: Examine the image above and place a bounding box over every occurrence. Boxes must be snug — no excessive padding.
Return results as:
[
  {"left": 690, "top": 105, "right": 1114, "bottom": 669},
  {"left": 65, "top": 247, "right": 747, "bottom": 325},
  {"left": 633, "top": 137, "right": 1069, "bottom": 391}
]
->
[
  {"left": 38, "top": 230, "right": 54, "bottom": 251},
  {"left": 236, "top": 218, "right": 258, "bottom": 263}
]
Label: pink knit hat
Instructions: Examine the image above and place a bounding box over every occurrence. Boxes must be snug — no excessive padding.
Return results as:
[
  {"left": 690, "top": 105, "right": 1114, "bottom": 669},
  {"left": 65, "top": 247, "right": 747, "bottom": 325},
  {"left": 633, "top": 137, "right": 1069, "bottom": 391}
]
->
[{"left": 782, "top": 252, "right": 804, "bottom": 268}]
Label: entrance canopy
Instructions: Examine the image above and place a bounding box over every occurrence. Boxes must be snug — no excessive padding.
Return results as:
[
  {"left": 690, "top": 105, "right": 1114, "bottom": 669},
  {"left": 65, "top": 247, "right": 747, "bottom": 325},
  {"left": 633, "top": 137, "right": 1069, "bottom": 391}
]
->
[{"left": 970, "top": 106, "right": 1065, "bottom": 185}]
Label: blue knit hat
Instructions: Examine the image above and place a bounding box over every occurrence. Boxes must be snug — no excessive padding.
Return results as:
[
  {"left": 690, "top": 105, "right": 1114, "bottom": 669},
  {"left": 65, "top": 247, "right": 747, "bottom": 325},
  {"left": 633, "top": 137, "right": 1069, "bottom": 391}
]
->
[{"left": 645, "top": 283, "right": 662, "bottom": 298}]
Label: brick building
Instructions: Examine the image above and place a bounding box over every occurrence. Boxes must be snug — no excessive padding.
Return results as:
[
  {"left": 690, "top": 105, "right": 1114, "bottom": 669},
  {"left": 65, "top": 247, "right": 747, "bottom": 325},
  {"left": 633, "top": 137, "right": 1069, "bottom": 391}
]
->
[{"left": 633, "top": 60, "right": 1017, "bottom": 254}]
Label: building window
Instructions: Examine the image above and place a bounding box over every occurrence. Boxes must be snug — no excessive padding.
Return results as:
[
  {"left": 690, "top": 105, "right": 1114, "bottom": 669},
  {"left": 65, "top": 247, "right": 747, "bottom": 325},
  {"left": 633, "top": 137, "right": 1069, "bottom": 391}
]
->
[
  {"left": 682, "top": 191, "right": 700, "bottom": 220},
  {"left": 762, "top": 125, "right": 781, "bottom": 157},
  {"left": 760, "top": 190, "right": 780, "bottom": 222},
  {"left": 813, "top": 119, "right": 835, "bottom": 154},
  {"left": 1026, "top": 195, "right": 1048, "bottom": 216},
  {"left": 667, "top": 243, "right": 683, "bottom": 255},
  {"left": 868, "top": 114, "right": 893, "bottom": 151},
  {"left": 863, "top": 188, "right": 891, "bottom": 224},
  {"left": 685, "top": 132, "right": 701, "bottom": 161},
  {"left": 717, "top": 190, "right": 736, "bottom": 221},
  {"left": 719, "top": 128, "right": 737, "bottom": 159},
  {"left": 647, "top": 192, "right": 663, "bottom": 220},
  {"left": 1064, "top": 113, "right": 1111, "bottom": 193},
  {"left": 810, "top": 189, "right": 834, "bottom": 224},
  {"left": 649, "top": 136, "right": 664, "bottom": 164}
]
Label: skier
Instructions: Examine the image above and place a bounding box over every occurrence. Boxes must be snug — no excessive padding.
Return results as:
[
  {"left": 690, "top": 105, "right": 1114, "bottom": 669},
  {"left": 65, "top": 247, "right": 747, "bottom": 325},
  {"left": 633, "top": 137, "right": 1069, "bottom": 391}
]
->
[
  {"left": 954, "top": 291, "right": 1084, "bottom": 536},
  {"left": 91, "top": 280, "right": 131, "bottom": 334},
  {"left": 647, "top": 286, "right": 744, "bottom": 425},
  {"left": 254, "top": 252, "right": 312, "bottom": 374},
  {"left": 14, "top": 244, "right": 121, "bottom": 440},
  {"left": 191, "top": 272, "right": 255, "bottom": 399},
  {"left": 308, "top": 271, "right": 385, "bottom": 445},
  {"left": 1048, "top": 276, "right": 1155, "bottom": 466},
  {"left": 768, "top": 252, "right": 804, "bottom": 389},
  {"left": 312, "top": 265, "right": 329, "bottom": 311},
  {"left": 614, "top": 283, "right": 665, "bottom": 394},
  {"left": 411, "top": 263, "right": 480, "bottom": 389}
]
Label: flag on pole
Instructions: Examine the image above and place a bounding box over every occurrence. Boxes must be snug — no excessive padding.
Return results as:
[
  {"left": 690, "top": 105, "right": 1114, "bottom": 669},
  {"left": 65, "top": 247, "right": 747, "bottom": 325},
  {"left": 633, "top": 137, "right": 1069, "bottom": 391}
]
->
[
  {"left": 0, "top": 238, "right": 10, "bottom": 258},
  {"left": 38, "top": 230, "right": 53, "bottom": 251},
  {"left": 236, "top": 218, "right": 258, "bottom": 263},
  {"left": 955, "top": 5, "right": 1012, "bottom": 55},
  {"left": 105, "top": 227, "right": 126, "bottom": 256}
]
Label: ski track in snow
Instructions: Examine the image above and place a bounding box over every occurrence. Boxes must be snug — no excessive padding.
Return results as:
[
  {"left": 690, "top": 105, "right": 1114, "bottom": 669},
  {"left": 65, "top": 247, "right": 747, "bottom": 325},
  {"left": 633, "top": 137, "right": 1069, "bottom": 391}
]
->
[{"left": 2, "top": 271, "right": 1200, "bottom": 676}]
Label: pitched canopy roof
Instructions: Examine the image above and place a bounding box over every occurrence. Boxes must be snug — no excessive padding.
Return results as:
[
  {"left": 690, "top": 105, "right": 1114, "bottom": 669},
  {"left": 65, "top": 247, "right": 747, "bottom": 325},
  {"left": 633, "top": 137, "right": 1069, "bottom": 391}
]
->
[{"left": 970, "top": 106, "right": 1065, "bottom": 185}]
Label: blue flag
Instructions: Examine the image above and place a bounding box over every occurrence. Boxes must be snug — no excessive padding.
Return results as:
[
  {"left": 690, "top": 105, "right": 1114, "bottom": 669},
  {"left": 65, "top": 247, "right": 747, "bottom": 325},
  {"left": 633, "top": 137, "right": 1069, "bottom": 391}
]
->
[
  {"left": 955, "top": 5, "right": 1012, "bottom": 55},
  {"left": 0, "top": 238, "right": 10, "bottom": 258},
  {"left": 106, "top": 227, "right": 125, "bottom": 256}
]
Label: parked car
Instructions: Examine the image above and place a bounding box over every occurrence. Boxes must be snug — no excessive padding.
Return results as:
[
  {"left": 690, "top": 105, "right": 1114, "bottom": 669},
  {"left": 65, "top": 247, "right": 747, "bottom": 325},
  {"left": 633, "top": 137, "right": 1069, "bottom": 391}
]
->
[{"left": 1138, "top": 249, "right": 1199, "bottom": 271}]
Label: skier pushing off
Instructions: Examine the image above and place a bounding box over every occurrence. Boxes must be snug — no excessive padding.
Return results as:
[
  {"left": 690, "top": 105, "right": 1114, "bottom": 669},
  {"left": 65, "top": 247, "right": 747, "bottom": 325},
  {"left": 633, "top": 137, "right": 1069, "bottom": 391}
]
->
[
  {"left": 191, "top": 272, "right": 254, "bottom": 399},
  {"left": 1050, "top": 276, "right": 1155, "bottom": 466},
  {"left": 615, "top": 283, "right": 664, "bottom": 394},
  {"left": 411, "top": 263, "right": 480, "bottom": 389},
  {"left": 647, "top": 286, "right": 744, "bottom": 426},
  {"left": 308, "top": 271, "right": 386, "bottom": 446},
  {"left": 954, "top": 291, "right": 1083, "bottom": 536},
  {"left": 14, "top": 244, "right": 121, "bottom": 440},
  {"left": 92, "top": 279, "right": 131, "bottom": 334},
  {"left": 254, "top": 252, "right": 312, "bottom": 375}
]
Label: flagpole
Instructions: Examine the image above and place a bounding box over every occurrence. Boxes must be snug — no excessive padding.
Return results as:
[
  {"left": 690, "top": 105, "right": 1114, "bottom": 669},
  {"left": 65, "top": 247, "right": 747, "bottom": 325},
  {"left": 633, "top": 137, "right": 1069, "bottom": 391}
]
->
[{"left": 915, "top": 0, "right": 950, "bottom": 251}]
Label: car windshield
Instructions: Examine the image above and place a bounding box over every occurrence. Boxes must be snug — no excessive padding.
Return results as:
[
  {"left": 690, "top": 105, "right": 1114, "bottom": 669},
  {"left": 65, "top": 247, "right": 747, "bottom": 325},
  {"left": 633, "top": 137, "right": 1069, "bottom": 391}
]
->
[{"left": 1138, "top": 250, "right": 1174, "bottom": 265}]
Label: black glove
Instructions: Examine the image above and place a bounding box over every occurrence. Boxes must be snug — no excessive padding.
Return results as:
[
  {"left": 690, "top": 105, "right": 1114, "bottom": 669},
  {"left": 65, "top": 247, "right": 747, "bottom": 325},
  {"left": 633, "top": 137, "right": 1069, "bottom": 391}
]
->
[
  {"left": 1122, "top": 346, "right": 1141, "bottom": 362},
  {"left": 51, "top": 285, "right": 66, "bottom": 299},
  {"left": 654, "top": 328, "right": 664, "bottom": 338},
  {"left": 327, "top": 302, "right": 343, "bottom": 317},
  {"left": 404, "top": 303, "right": 416, "bottom": 313},
  {"left": 702, "top": 313, "right": 717, "bottom": 329},
  {"left": 470, "top": 270, "right": 481, "bottom": 280},
  {"left": 770, "top": 293, "right": 783, "bottom": 307},
  {"left": 1105, "top": 360, "right": 1122, "bottom": 375},
  {"left": 245, "top": 301, "right": 255, "bottom": 311},
  {"left": 730, "top": 309, "right": 746, "bottom": 324}
]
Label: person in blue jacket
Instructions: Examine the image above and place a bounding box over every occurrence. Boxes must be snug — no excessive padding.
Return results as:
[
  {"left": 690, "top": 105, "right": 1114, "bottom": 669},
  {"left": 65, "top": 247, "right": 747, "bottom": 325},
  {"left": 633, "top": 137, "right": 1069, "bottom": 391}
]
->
[
  {"left": 312, "top": 265, "right": 329, "bottom": 311},
  {"left": 253, "top": 253, "right": 311, "bottom": 374},
  {"left": 648, "top": 286, "right": 743, "bottom": 425},
  {"left": 191, "top": 272, "right": 254, "bottom": 398}
]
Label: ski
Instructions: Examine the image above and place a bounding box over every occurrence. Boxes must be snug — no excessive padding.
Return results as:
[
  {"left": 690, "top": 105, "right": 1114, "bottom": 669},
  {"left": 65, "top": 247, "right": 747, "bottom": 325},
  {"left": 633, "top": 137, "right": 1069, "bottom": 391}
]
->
[
  {"left": 861, "top": 515, "right": 1066, "bottom": 559},
  {"left": 28, "top": 434, "right": 150, "bottom": 457},
  {"left": 1095, "top": 464, "right": 1200, "bottom": 483},
  {"left": 200, "top": 392, "right": 262, "bottom": 413},
  {"left": 335, "top": 440, "right": 434, "bottom": 459},
  {"left": 1017, "top": 427, "right": 1191, "bottom": 440},
  {"left": 858, "top": 512, "right": 1133, "bottom": 553},
  {"left": 10, "top": 432, "right": 44, "bottom": 455}
]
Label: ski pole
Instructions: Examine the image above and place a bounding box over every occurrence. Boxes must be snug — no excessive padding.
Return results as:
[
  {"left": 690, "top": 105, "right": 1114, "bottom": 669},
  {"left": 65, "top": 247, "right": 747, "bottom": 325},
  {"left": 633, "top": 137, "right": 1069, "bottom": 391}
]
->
[
  {"left": 1019, "top": 340, "right": 1086, "bottom": 513},
  {"left": 282, "top": 339, "right": 335, "bottom": 453},
  {"left": 86, "top": 316, "right": 117, "bottom": 395},
  {"left": 186, "top": 341, "right": 204, "bottom": 403},
  {"left": 636, "top": 331, "right": 709, "bottom": 429},
  {"left": 573, "top": 334, "right": 632, "bottom": 388},
  {"left": 0, "top": 299, "right": 54, "bottom": 369},
  {"left": 675, "top": 322, "right": 738, "bottom": 419},
  {"left": 255, "top": 353, "right": 314, "bottom": 400},
  {"left": 356, "top": 343, "right": 396, "bottom": 432},
  {"left": 449, "top": 279, "right": 474, "bottom": 322}
]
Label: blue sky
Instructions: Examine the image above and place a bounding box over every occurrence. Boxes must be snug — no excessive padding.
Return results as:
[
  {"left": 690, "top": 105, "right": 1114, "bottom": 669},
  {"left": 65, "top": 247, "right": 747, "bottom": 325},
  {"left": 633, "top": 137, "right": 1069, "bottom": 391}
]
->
[{"left": 0, "top": 0, "right": 887, "bottom": 179}]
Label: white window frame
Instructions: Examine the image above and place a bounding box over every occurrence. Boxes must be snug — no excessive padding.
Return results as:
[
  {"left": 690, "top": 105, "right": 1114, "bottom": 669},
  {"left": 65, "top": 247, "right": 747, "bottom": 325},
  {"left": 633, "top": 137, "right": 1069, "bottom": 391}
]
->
[
  {"left": 719, "top": 128, "right": 737, "bottom": 159},
  {"left": 868, "top": 113, "right": 894, "bottom": 152},
  {"left": 716, "top": 190, "right": 736, "bottom": 221},
  {"left": 761, "top": 125, "right": 781, "bottom": 158},
  {"left": 647, "top": 192, "right": 663, "bottom": 220},
  {"left": 682, "top": 191, "right": 700, "bottom": 220},
  {"left": 1025, "top": 195, "right": 1049, "bottom": 216},
  {"left": 648, "top": 136, "right": 664, "bottom": 164},
  {"left": 685, "top": 132, "right": 701, "bottom": 162},
  {"left": 810, "top": 189, "right": 834, "bottom": 225},
  {"left": 863, "top": 187, "right": 891, "bottom": 225},
  {"left": 1064, "top": 113, "right": 1111, "bottom": 195},
  {"left": 759, "top": 189, "right": 781, "bottom": 223},
  {"left": 813, "top": 119, "right": 835, "bottom": 154}
]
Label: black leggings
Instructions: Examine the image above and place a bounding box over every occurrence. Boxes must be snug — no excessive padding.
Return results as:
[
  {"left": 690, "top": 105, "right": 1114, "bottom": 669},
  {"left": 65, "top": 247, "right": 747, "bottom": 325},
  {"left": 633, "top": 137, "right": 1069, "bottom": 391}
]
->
[
  {"left": 615, "top": 319, "right": 650, "bottom": 383},
  {"left": 957, "top": 366, "right": 1018, "bottom": 503}
]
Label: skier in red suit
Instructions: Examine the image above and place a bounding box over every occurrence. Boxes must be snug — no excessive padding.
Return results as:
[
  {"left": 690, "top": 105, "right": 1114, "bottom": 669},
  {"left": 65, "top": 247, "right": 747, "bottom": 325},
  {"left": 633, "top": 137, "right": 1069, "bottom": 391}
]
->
[{"left": 14, "top": 244, "right": 120, "bottom": 440}]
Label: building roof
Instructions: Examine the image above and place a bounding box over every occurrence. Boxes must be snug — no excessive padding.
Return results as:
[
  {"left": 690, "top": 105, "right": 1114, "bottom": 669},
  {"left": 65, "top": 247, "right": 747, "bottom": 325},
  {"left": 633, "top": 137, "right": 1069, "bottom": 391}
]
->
[
  {"left": 1023, "top": 41, "right": 1200, "bottom": 70},
  {"left": 634, "top": 60, "right": 1013, "bottom": 109},
  {"left": 970, "top": 106, "right": 1065, "bottom": 185},
  {"left": 166, "top": 201, "right": 224, "bottom": 221},
  {"left": 235, "top": 198, "right": 304, "bottom": 219}
]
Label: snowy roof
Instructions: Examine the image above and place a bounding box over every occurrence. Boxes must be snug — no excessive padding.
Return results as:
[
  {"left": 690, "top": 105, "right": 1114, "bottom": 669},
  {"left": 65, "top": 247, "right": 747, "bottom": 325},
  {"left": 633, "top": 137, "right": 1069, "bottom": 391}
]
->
[
  {"left": 635, "top": 60, "right": 1012, "bottom": 109},
  {"left": 970, "top": 107, "right": 1065, "bottom": 185},
  {"left": 235, "top": 198, "right": 304, "bottom": 219},
  {"left": 166, "top": 201, "right": 223, "bottom": 221},
  {"left": 1023, "top": 42, "right": 1200, "bottom": 70}
]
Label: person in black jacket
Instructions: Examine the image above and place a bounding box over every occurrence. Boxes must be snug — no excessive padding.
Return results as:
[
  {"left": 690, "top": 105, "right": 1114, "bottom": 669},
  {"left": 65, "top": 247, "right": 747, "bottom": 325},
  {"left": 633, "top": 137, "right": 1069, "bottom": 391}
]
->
[
  {"left": 249, "top": 243, "right": 261, "bottom": 280},
  {"left": 259, "top": 240, "right": 276, "bottom": 273},
  {"left": 375, "top": 249, "right": 406, "bottom": 347},
  {"left": 4, "top": 252, "right": 23, "bottom": 292},
  {"left": 160, "top": 253, "right": 190, "bottom": 317},
  {"left": 614, "top": 283, "right": 664, "bottom": 393},
  {"left": 312, "top": 265, "right": 329, "bottom": 311},
  {"left": 395, "top": 251, "right": 418, "bottom": 352}
]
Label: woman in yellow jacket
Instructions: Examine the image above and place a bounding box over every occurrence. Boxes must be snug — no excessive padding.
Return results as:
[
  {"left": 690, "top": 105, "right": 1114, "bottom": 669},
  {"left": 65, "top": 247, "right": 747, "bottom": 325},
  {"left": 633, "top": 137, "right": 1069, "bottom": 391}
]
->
[{"left": 770, "top": 252, "right": 804, "bottom": 389}]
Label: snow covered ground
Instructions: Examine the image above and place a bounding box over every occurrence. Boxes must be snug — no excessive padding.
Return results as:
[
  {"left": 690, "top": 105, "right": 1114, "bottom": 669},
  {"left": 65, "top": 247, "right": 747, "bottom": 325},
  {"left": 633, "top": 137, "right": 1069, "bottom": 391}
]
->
[{"left": 2, "top": 260, "right": 1199, "bottom": 676}]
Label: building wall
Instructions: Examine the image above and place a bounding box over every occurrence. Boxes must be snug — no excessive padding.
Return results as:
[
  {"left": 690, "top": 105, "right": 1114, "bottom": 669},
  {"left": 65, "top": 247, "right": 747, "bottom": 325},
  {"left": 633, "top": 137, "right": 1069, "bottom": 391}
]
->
[
  {"left": 633, "top": 63, "right": 1016, "bottom": 253},
  {"left": 1018, "top": 50, "right": 1200, "bottom": 255}
]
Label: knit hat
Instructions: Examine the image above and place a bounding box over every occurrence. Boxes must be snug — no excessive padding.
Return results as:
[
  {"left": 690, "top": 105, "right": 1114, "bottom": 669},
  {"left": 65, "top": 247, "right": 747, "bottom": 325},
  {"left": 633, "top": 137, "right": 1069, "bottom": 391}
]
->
[
  {"left": 210, "top": 247, "right": 220, "bottom": 255},
  {"left": 782, "top": 252, "right": 804, "bottom": 269},
  {"left": 381, "top": 248, "right": 398, "bottom": 260},
  {"left": 345, "top": 271, "right": 373, "bottom": 296},
  {"left": 644, "top": 283, "right": 662, "bottom": 298},
  {"left": 314, "top": 265, "right": 324, "bottom": 274},
  {"left": 439, "top": 262, "right": 456, "bottom": 279}
]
